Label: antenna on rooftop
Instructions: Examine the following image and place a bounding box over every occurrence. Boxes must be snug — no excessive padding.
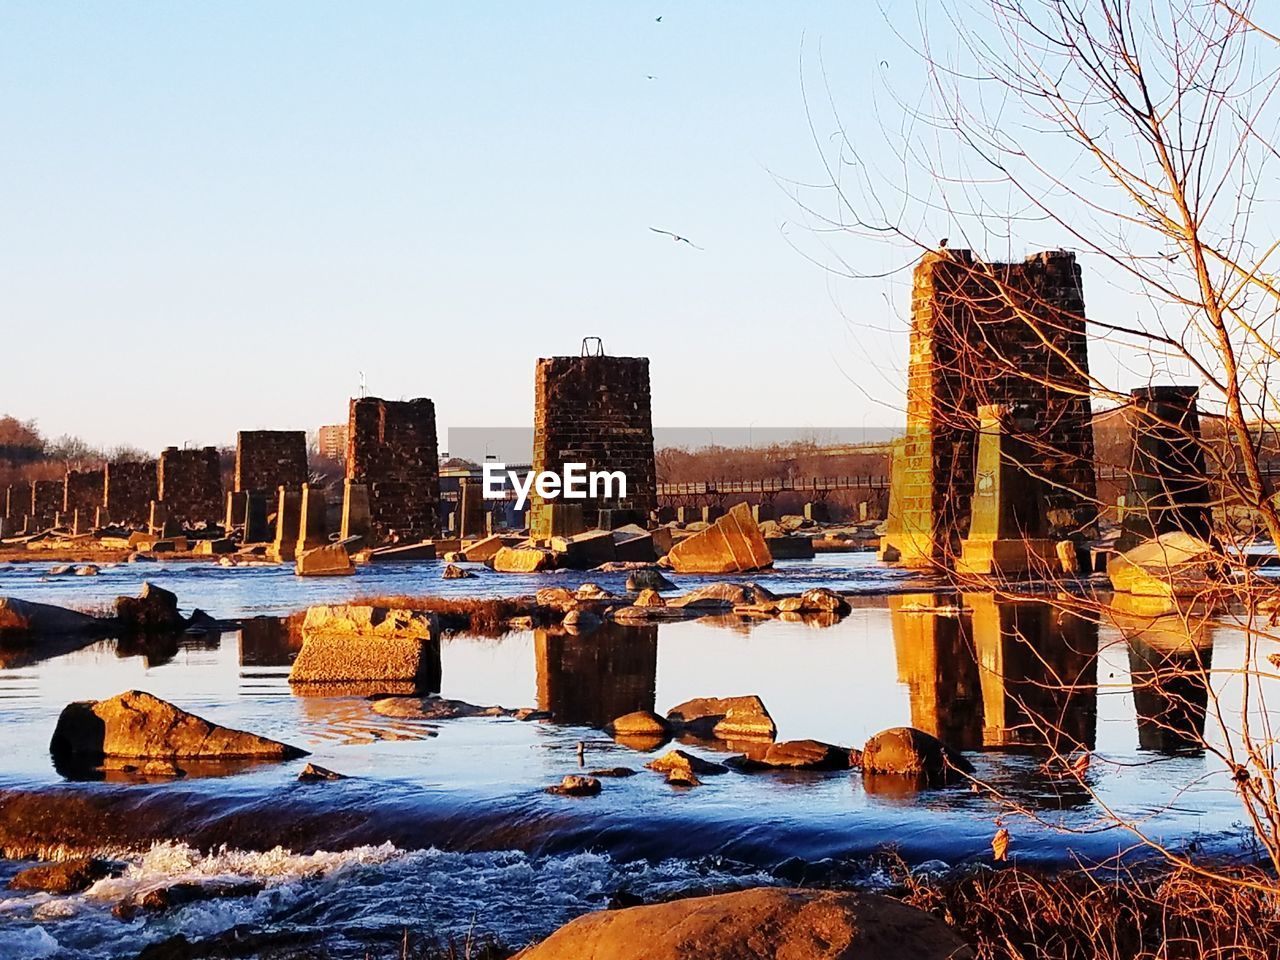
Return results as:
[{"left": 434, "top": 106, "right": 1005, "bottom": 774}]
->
[{"left": 358, "top": 371, "right": 367, "bottom": 398}]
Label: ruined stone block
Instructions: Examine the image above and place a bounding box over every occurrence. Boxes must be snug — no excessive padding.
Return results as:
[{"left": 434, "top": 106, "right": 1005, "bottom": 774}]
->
[
  {"left": 529, "top": 353, "right": 655, "bottom": 538},
  {"left": 104, "top": 460, "right": 158, "bottom": 528},
  {"left": 158, "top": 446, "right": 223, "bottom": 526},
  {"left": 457, "top": 478, "right": 484, "bottom": 540},
  {"left": 32, "top": 480, "right": 62, "bottom": 526},
  {"left": 63, "top": 468, "right": 104, "bottom": 520},
  {"left": 346, "top": 397, "right": 439, "bottom": 544},
  {"left": 234, "top": 430, "right": 308, "bottom": 495}
]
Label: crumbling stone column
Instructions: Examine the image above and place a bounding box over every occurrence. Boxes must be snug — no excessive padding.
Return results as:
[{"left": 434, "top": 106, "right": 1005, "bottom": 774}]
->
[
  {"left": 457, "top": 478, "right": 484, "bottom": 540},
  {"left": 234, "top": 430, "right": 308, "bottom": 495},
  {"left": 1118, "top": 386, "right": 1212, "bottom": 550},
  {"left": 6, "top": 484, "right": 33, "bottom": 522},
  {"left": 104, "top": 460, "right": 158, "bottom": 528},
  {"left": 346, "top": 397, "right": 440, "bottom": 544},
  {"left": 529, "top": 353, "right": 656, "bottom": 538},
  {"left": 340, "top": 481, "right": 372, "bottom": 543},
  {"left": 295, "top": 483, "right": 328, "bottom": 555},
  {"left": 956, "top": 404, "right": 1059, "bottom": 575},
  {"left": 271, "top": 486, "right": 302, "bottom": 562},
  {"left": 881, "top": 249, "right": 1096, "bottom": 567},
  {"left": 158, "top": 446, "right": 223, "bottom": 526}
]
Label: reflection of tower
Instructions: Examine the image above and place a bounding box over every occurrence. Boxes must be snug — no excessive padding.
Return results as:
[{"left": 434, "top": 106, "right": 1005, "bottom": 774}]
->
[
  {"left": 890, "top": 593, "right": 1098, "bottom": 752},
  {"left": 238, "top": 617, "right": 301, "bottom": 667},
  {"left": 968, "top": 594, "right": 1097, "bottom": 752},
  {"left": 1109, "top": 595, "right": 1212, "bottom": 753},
  {"left": 534, "top": 622, "right": 658, "bottom": 726},
  {"left": 890, "top": 594, "right": 983, "bottom": 749}
]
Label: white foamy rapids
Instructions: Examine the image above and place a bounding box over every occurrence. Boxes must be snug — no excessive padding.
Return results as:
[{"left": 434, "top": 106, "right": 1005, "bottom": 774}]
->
[{"left": 0, "top": 845, "right": 781, "bottom": 959}]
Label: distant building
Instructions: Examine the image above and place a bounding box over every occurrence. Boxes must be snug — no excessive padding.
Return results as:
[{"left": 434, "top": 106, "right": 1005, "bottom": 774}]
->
[{"left": 317, "top": 424, "right": 348, "bottom": 461}]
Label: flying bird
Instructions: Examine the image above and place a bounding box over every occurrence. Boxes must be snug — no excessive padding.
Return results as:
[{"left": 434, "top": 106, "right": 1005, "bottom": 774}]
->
[
  {"left": 646, "top": 74, "right": 658, "bottom": 80},
  {"left": 656, "top": 15, "right": 663, "bottom": 22},
  {"left": 650, "top": 227, "right": 704, "bottom": 250}
]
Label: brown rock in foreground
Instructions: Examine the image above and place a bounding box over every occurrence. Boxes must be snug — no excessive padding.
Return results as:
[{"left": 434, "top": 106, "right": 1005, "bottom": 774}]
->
[
  {"left": 606, "top": 709, "right": 672, "bottom": 738},
  {"left": 860, "top": 727, "right": 973, "bottom": 785},
  {"left": 490, "top": 546, "right": 555, "bottom": 573},
  {"left": 114, "top": 583, "right": 184, "bottom": 633},
  {"left": 9, "top": 857, "right": 115, "bottom": 893},
  {"left": 0, "top": 597, "right": 102, "bottom": 638},
  {"left": 511, "top": 886, "right": 974, "bottom": 960},
  {"left": 50, "top": 690, "right": 307, "bottom": 763},
  {"left": 665, "top": 502, "right": 772, "bottom": 574}
]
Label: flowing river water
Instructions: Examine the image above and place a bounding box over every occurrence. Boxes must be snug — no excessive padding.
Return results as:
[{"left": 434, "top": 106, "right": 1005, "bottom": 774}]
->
[{"left": 0, "top": 553, "right": 1269, "bottom": 958}]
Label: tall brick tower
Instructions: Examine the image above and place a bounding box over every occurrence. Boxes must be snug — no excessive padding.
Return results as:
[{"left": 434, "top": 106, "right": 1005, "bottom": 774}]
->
[
  {"left": 882, "top": 249, "right": 1096, "bottom": 567},
  {"left": 346, "top": 397, "right": 439, "bottom": 544},
  {"left": 529, "top": 349, "right": 656, "bottom": 538}
]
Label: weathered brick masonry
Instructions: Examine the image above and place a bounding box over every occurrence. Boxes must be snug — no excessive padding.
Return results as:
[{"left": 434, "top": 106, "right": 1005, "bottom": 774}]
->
[
  {"left": 104, "top": 460, "right": 158, "bottom": 526},
  {"left": 32, "top": 479, "right": 62, "bottom": 523},
  {"left": 885, "top": 250, "right": 1096, "bottom": 567},
  {"left": 235, "top": 430, "right": 308, "bottom": 495},
  {"left": 6, "top": 484, "right": 33, "bottom": 519},
  {"left": 158, "top": 446, "right": 223, "bottom": 525},
  {"left": 346, "top": 397, "right": 439, "bottom": 543},
  {"left": 529, "top": 354, "right": 656, "bottom": 536},
  {"left": 63, "top": 468, "right": 105, "bottom": 519}
]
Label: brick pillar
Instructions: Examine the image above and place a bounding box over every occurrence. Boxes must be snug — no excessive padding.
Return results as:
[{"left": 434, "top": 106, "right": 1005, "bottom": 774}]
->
[
  {"left": 529, "top": 353, "right": 656, "bottom": 539},
  {"left": 346, "top": 397, "right": 439, "bottom": 544}
]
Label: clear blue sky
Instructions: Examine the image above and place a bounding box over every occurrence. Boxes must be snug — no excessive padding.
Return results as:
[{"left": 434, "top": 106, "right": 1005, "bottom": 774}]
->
[{"left": 2, "top": 2, "right": 1135, "bottom": 452}]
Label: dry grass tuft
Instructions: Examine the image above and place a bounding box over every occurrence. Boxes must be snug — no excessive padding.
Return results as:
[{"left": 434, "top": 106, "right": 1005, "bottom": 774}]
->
[{"left": 897, "top": 860, "right": 1280, "bottom": 960}]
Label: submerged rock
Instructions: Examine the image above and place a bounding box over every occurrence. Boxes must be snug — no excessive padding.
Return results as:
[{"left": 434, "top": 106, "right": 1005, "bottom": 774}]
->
[
  {"left": 512, "top": 886, "right": 974, "bottom": 959},
  {"left": 546, "top": 774, "right": 602, "bottom": 797},
  {"left": 860, "top": 727, "right": 973, "bottom": 786},
  {"left": 666, "top": 695, "right": 777, "bottom": 740},
  {"left": 646, "top": 749, "right": 728, "bottom": 778},
  {"left": 756, "top": 740, "right": 852, "bottom": 770},
  {"left": 297, "top": 763, "right": 346, "bottom": 782},
  {"left": 1107, "top": 531, "right": 1220, "bottom": 598},
  {"left": 777, "top": 587, "right": 851, "bottom": 616},
  {"left": 113, "top": 880, "right": 266, "bottom": 919},
  {"left": 669, "top": 582, "right": 776, "bottom": 609},
  {"left": 625, "top": 568, "right": 677, "bottom": 592},
  {"left": 9, "top": 857, "right": 115, "bottom": 893},
  {"left": 441, "top": 563, "right": 476, "bottom": 579},
  {"left": 370, "top": 695, "right": 511, "bottom": 720},
  {"left": 294, "top": 542, "right": 356, "bottom": 577},
  {"left": 50, "top": 690, "right": 307, "bottom": 765}
]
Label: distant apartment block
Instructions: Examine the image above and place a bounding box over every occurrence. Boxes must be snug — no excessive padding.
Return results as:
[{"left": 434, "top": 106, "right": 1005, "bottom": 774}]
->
[{"left": 318, "top": 423, "right": 348, "bottom": 461}]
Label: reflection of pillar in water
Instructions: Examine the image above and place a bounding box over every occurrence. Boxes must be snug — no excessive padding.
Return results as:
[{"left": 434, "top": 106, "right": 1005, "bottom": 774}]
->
[
  {"left": 1110, "top": 595, "right": 1212, "bottom": 753},
  {"left": 968, "top": 593, "right": 1097, "bottom": 752},
  {"left": 889, "top": 594, "right": 984, "bottom": 750},
  {"left": 238, "top": 616, "right": 302, "bottom": 667},
  {"left": 535, "top": 622, "right": 658, "bottom": 726}
]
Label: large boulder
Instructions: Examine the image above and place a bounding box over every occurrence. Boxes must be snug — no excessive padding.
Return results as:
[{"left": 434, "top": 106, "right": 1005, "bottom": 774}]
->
[
  {"left": 667, "top": 695, "right": 777, "bottom": 740},
  {"left": 114, "top": 583, "right": 184, "bottom": 633},
  {"left": 289, "top": 605, "right": 440, "bottom": 687},
  {"left": 1107, "top": 532, "right": 1220, "bottom": 598},
  {"left": 511, "top": 886, "right": 974, "bottom": 960},
  {"left": 491, "top": 546, "right": 555, "bottom": 573},
  {"left": 0, "top": 597, "right": 102, "bottom": 638},
  {"left": 626, "top": 568, "right": 677, "bottom": 592},
  {"left": 551, "top": 529, "right": 618, "bottom": 569},
  {"left": 50, "top": 690, "right": 306, "bottom": 764},
  {"left": 665, "top": 503, "right": 773, "bottom": 574},
  {"left": 758, "top": 739, "right": 852, "bottom": 770},
  {"left": 860, "top": 727, "right": 973, "bottom": 785},
  {"left": 777, "top": 588, "right": 851, "bottom": 616},
  {"left": 370, "top": 695, "right": 510, "bottom": 719}
]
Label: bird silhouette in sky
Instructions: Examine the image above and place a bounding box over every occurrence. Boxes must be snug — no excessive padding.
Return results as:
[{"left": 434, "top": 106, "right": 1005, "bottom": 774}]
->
[
  {"left": 646, "top": 74, "right": 658, "bottom": 80},
  {"left": 650, "top": 227, "right": 703, "bottom": 249},
  {"left": 656, "top": 15, "right": 663, "bottom": 22}
]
